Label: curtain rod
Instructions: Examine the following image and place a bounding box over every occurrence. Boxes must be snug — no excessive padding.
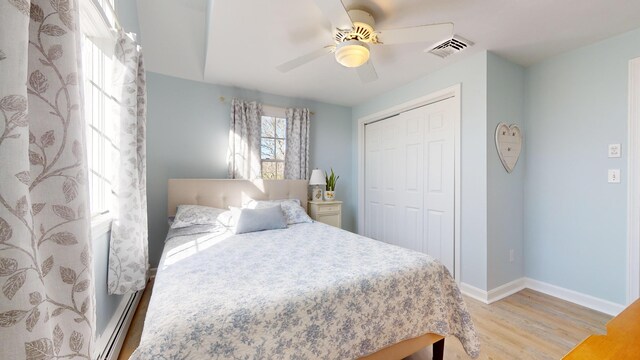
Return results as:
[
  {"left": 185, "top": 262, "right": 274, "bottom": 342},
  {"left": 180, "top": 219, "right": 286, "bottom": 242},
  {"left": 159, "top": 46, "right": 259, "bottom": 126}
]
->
[{"left": 218, "top": 96, "right": 315, "bottom": 116}]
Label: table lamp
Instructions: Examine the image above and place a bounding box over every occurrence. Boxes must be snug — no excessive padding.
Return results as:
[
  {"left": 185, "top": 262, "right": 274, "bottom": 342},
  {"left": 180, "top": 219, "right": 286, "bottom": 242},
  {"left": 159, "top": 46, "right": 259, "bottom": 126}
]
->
[{"left": 309, "top": 169, "right": 326, "bottom": 201}]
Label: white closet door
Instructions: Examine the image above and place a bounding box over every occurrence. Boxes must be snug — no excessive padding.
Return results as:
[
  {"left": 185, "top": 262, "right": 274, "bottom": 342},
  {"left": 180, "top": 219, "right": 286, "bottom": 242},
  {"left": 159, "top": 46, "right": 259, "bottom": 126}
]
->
[
  {"left": 423, "top": 99, "right": 455, "bottom": 273},
  {"left": 364, "top": 119, "right": 384, "bottom": 241},
  {"left": 396, "top": 108, "right": 425, "bottom": 252},
  {"left": 364, "top": 98, "right": 455, "bottom": 274},
  {"left": 365, "top": 114, "right": 407, "bottom": 247},
  {"left": 381, "top": 116, "right": 401, "bottom": 246}
]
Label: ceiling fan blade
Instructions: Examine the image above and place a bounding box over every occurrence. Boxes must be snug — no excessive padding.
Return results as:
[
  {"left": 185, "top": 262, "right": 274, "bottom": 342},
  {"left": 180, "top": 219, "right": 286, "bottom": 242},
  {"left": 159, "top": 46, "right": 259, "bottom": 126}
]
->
[
  {"left": 377, "top": 23, "right": 454, "bottom": 45},
  {"left": 276, "top": 46, "right": 336, "bottom": 73},
  {"left": 312, "top": 0, "right": 353, "bottom": 31},
  {"left": 357, "top": 60, "right": 378, "bottom": 83}
]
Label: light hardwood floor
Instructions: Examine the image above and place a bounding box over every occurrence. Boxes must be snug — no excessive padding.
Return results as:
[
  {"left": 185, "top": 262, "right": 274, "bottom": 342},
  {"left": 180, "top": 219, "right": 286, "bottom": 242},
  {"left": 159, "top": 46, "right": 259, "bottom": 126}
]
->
[
  {"left": 118, "top": 278, "right": 154, "bottom": 360},
  {"left": 409, "top": 289, "right": 611, "bottom": 360},
  {"left": 118, "top": 283, "right": 610, "bottom": 360}
]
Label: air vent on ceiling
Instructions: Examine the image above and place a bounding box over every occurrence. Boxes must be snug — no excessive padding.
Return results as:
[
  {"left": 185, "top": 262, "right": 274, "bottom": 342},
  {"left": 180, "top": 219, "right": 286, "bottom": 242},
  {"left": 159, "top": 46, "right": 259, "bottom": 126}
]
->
[{"left": 427, "top": 35, "right": 474, "bottom": 58}]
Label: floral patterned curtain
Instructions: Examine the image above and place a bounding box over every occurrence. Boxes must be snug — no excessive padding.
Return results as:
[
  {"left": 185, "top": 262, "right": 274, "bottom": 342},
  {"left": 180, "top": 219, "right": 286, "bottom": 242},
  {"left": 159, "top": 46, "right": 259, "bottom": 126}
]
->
[
  {"left": 107, "top": 31, "right": 148, "bottom": 295},
  {"left": 284, "top": 108, "right": 310, "bottom": 180},
  {"left": 227, "top": 98, "right": 262, "bottom": 179},
  {"left": 0, "top": 0, "right": 96, "bottom": 359}
]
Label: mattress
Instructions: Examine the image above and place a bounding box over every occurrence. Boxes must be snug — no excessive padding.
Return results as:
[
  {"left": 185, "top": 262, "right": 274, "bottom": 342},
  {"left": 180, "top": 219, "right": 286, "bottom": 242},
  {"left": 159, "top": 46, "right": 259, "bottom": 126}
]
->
[{"left": 131, "top": 221, "right": 480, "bottom": 359}]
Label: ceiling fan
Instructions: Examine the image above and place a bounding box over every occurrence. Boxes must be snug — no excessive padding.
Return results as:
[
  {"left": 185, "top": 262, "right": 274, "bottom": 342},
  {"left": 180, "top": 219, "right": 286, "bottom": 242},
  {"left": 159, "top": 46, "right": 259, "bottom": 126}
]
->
[{"left": 276, "top": 0, "right": 455, "bottom": 83}]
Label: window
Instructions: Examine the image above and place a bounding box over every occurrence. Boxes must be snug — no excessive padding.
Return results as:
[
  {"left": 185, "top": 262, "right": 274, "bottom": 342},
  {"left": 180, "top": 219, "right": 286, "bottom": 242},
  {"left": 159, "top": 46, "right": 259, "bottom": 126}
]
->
[
  {"left": 260, "top": 115, "right": 286, "bottom": 179},
  {"left": 80, "top": 0, "right": 117, "bottom": 217},
  {"left": 82, "top": 36, "right": 116, "bottom": 216}
]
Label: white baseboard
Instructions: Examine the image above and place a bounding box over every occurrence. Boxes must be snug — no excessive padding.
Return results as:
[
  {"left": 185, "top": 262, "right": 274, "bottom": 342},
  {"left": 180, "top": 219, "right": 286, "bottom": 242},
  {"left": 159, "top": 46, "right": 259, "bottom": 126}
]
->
[
  {"left": 460, "top": 277, "right": 625, "bottom": 316},
  {"left": 488, "top": 278, "right": 527, "bottom": 303},
  {"left": 459, "top": 282, "right": 490, "bottom": 304},
  {"left": 460, "top": 278, "right": 526, "bottom": 304},
  {"left": 95, "top": 290, "right": 144, "bottom": 360},
  {"left": 93, "top": 295, "right": 128, "bottom": 359},
  {"left": 524, "top": 278, "right": 625, "bottom": 316}
]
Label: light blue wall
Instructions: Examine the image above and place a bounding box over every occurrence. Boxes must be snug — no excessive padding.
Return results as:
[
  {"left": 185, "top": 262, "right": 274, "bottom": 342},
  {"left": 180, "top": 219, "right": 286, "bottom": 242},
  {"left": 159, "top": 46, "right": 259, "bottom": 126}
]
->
[
  {"left": 352, "top": 51, "right": 489, "bottom": 290},
  {"left": 92, "top": 231, "right": 125, "bottom": 340},
  {"left": 524, "top": 28, "right": 640, "bottom": 304},
  {"left": 115, "top": 0, "right": 140, "bottom": 37},
  {"left": 487, "top": 53, "right": 526, "bottom": 289},
  {"left": 146, "top": 72, "right": 354, "bottom": 266}
]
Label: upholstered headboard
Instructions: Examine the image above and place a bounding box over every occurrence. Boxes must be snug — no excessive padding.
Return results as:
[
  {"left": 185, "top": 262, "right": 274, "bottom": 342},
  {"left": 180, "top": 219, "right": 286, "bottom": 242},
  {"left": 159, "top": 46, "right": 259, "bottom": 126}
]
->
[{"left": 167, "top": 179, "right": 309, "bottom": 216}]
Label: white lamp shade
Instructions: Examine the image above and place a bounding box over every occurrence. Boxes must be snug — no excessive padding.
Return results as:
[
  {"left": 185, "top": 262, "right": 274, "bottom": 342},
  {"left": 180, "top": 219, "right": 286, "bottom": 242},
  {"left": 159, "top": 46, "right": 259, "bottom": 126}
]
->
[{"left": 309, "top": 169, "right": 326, "bottom": 185}]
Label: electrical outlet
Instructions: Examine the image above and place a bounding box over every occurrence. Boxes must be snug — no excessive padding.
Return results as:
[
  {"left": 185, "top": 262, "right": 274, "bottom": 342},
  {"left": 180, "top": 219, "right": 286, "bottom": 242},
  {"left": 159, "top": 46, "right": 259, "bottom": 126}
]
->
[{"left": 509, "top": 249, "right": 515, "bottom": 263}]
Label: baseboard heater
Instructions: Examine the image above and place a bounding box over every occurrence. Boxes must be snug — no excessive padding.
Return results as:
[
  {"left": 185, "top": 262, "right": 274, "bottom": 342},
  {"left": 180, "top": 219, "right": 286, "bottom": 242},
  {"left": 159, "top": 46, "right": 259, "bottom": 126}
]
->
[{"left": 95, "top": 290, "right": 143, "bottom": 360}]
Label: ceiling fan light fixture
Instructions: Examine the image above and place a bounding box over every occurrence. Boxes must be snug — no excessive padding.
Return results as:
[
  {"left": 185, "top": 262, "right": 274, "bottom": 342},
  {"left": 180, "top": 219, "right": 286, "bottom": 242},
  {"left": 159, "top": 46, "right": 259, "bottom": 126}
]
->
[{"left": 335, "top": 40, "right": 370, "bottom": 68}]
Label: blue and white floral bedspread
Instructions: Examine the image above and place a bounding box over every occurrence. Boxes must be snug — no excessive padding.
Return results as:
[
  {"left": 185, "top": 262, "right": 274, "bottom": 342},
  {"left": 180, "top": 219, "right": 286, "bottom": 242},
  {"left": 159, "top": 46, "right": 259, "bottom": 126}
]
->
[{"left": 131, "top": 222, "right": 480, "bottom": 359}]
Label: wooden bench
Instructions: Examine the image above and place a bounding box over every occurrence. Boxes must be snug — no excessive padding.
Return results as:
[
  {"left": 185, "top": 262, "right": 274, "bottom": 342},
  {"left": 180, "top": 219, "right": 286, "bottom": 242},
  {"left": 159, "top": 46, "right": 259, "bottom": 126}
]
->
[{"left": 563, "top": 299, "right": 640, "bottom": 359}]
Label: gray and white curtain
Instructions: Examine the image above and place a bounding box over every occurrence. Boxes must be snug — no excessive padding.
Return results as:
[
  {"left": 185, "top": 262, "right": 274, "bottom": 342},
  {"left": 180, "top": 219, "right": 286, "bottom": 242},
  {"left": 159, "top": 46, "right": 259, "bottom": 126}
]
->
[
  {"left": 108, "top": 31, "right": 148, "bottom": 295},
  {"left": 227, "top": 98, "right": 262, "bottom": 179},
  {"left": 0, "top": 1, "right": 96, "bottom": 358},
  {"left": 284, "top": 108, "right": 310, "bottom": 179}
]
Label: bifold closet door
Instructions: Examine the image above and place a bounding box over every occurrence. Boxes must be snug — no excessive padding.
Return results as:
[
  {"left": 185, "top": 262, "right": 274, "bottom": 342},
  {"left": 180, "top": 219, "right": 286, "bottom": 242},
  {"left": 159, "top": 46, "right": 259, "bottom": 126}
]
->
[
  {"left": 364, "top": 111, "right": 423, "bottom": 250},
  {"left": 422, "top": 98, "right": 455, "bottom": 274},
  {"left": 364, "top": 98, "right": 455, "bottom": 274}
]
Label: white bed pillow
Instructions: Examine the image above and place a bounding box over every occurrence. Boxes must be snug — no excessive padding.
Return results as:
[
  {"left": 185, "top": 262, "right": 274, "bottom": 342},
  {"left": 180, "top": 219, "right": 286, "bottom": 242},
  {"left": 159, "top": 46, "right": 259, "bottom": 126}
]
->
[
  {"left": 245, "top": 199, "right": 313, "bottom": 225},
  {"left": 234, "top": 206, "right": 288, "bottom": 234},
  {"left": 217, "top": 209, "right": 235, "bottom": 227},
  {"left": 217, "top": 206, "right": 243, "bottom": 228},
  {"left": 171, "top": 205, "right": 227, "bottom": 229}
]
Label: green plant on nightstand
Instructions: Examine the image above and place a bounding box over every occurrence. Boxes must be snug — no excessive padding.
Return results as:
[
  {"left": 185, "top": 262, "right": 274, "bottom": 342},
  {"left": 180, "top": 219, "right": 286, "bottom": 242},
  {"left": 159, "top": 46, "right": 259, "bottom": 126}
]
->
[{"left": 324, "top": 168, "right": 339, "bottom": 201}]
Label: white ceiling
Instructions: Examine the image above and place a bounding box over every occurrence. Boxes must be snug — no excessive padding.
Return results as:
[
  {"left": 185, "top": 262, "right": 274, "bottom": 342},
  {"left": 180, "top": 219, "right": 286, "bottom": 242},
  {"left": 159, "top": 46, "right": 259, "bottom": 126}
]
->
[{"left": 136, "top": 0, "right": 640, "bottom": 106}]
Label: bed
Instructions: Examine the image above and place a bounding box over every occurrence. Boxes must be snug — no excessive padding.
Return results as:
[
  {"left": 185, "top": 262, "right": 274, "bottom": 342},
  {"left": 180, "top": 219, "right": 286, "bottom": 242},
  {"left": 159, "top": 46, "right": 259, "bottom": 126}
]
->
[{"left": 130, "top": 179, "right": 480, "bottom": 359}]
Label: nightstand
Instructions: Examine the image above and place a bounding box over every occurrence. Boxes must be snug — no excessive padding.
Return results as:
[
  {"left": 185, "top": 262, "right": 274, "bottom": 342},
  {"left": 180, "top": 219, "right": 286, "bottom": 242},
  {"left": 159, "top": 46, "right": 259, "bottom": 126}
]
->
[{"left": 308, "top": 201, "right": 342, "bottom": 229}]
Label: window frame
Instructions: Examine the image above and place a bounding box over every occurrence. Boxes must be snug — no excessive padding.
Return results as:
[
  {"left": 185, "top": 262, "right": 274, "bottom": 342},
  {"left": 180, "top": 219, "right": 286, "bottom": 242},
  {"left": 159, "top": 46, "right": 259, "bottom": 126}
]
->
[
  {"left": 79, "top": 0, "right": 118, "bottom": 237},
  {"left": 82, "top": 34, "right": 118, "bottom": 219},
  {"left": 260, "top": 106, "right": 287, "bottom": 180}
]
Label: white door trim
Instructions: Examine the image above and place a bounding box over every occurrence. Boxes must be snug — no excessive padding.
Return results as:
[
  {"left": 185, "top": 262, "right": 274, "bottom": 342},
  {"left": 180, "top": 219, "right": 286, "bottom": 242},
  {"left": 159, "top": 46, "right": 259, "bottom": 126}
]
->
[
  {"left": 628, "top": 57, "right": 640, "bottom": 304},
  {"left": 357, "top": 84, "right": 462, "bottom": 283}
]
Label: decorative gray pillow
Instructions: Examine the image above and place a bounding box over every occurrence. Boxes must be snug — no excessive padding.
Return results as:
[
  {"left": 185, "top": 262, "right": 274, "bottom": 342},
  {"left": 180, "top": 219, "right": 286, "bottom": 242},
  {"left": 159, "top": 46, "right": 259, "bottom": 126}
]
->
[
  {"left": 171, "top": 205, "right": 227, "bottom": 229},
  {"left": 246, "top": 199, "right": 313, "bottom": 225},
  {"left": 234, "top": 206, "right": 288, "bottom": 234}
]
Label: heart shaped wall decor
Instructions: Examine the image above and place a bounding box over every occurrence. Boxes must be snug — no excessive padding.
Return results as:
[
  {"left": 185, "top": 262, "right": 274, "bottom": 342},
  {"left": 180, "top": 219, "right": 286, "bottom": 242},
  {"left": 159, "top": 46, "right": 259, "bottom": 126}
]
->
[{"left": 495, "top": 123, "right": 522, "bottom": 173}]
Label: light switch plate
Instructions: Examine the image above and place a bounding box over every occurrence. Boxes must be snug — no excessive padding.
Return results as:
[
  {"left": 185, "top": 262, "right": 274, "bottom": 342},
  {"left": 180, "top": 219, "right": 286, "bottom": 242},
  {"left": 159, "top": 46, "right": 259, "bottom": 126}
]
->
[
  {"left": 608, "top": 169, "right": 621, "bottom": 183},
  {"left": 608, "top": 144, "right": 621, "bottom": 158}
]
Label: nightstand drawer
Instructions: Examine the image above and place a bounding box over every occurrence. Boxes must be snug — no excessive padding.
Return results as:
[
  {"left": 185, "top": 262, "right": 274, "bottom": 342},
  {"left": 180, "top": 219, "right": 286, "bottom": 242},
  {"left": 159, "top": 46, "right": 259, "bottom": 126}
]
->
[
  {"left": 317, "top": 204, "right": 341, "bottom": 214},
  {"left": 307, "top": 201, "right": 343, "bottom": 229},
  {"left": 316, "top": 213, "right": 341, "bottom": 228}
]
